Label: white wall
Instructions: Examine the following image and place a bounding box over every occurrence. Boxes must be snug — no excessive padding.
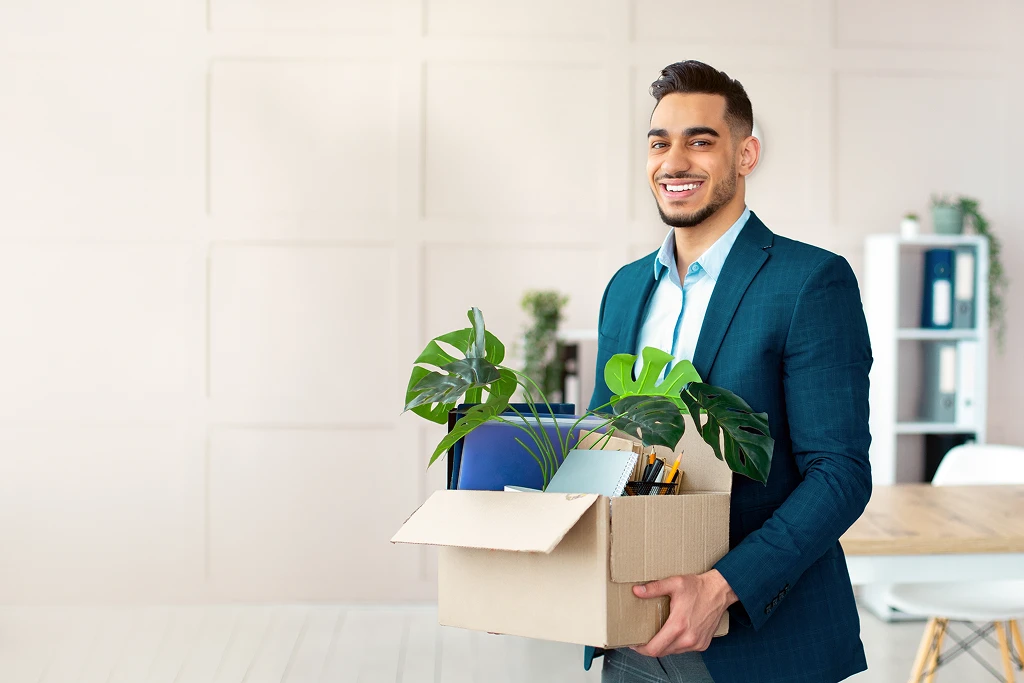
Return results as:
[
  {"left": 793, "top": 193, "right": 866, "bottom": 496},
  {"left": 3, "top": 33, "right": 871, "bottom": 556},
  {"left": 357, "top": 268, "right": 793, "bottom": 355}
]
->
[{"left": 0, "top": 0, "right": 1021, "bottom": 603}]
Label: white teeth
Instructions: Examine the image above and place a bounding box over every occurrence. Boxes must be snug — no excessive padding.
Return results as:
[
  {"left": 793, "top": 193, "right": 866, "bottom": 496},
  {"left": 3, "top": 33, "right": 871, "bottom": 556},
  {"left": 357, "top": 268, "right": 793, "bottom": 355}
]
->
[{"left": 666, "top": 182, "right": 700, "bottom": 192}]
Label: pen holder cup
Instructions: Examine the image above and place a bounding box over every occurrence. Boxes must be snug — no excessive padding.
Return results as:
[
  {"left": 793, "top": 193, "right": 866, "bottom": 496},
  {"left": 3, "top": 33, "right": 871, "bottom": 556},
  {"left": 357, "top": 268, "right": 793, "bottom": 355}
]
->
[{"left": 624, "top": 480, "right": 678, "bottom": 496}]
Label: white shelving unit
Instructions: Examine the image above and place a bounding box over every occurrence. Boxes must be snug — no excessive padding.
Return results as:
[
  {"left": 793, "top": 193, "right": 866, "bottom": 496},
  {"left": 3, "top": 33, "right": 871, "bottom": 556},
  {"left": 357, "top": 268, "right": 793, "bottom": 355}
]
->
[{"left": 863, "top": 234, "right": 989, "bottom": 486}]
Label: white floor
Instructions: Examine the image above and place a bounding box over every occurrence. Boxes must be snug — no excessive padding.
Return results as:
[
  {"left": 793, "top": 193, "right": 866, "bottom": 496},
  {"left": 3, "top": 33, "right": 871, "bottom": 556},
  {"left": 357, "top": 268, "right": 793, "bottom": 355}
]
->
[{"left": 0, "top": 605, "right": 1012, "bottom": 682}]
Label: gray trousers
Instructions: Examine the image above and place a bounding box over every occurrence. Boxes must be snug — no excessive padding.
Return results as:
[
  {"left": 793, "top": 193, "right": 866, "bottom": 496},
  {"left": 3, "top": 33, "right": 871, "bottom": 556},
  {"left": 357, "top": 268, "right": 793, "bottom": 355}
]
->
[{"left": 602, "top": 648, "right": 714, "bottom": 683}]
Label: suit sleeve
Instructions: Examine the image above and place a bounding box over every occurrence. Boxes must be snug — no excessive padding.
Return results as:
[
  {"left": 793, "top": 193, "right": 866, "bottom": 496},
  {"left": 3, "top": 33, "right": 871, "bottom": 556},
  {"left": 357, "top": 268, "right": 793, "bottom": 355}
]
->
[
  {"left": 713, "top": 254, "right": 873, "bottom": 631},
  {"left": 587, "top": 272, "right": 616, "bottom": 412}
]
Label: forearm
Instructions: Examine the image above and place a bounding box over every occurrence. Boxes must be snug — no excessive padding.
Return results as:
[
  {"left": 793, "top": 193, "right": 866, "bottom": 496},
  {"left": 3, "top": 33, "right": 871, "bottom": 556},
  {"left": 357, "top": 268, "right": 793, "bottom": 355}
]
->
[{"left": 715, "top": 451, "right": 871, "bottom": 629}]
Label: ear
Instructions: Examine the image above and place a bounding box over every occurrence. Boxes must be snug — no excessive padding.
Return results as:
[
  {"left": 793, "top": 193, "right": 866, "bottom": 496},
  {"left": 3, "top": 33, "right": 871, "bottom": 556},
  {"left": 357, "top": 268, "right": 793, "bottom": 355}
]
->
[{"left": 737, "top": 135, "right": 761, "bottom": 177}]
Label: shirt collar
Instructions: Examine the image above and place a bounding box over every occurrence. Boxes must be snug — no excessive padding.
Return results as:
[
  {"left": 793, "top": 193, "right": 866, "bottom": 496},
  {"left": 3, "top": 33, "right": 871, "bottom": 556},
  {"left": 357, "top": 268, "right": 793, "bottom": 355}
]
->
[{"left": 653, "top": 206, "right": 751, "bottom": 283}]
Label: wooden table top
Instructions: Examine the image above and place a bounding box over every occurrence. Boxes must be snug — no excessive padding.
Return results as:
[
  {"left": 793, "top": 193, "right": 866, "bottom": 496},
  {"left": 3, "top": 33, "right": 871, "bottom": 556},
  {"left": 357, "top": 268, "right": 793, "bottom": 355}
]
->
[{"left": 842, "top": 484, "right": 1024, "bottom": 556}]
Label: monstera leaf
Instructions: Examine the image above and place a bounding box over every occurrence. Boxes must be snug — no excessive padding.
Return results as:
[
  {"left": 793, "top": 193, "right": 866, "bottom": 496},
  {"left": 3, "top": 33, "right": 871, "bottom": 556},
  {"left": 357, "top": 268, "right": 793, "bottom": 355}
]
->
[
  {"left": 607, "top": 395, "right": 687, "bottom": 449},
  {"left": 604, "top": 347, "right": 702, "bottom": 409},
  {"left": 428, "top": 369, "right": 518, "bottom": 465},
  {"left": 679, "top": 382, "right": 774, "bottom": 485},
  {"left": 404, "top": 307, "right": 509, "bottom": 423}
]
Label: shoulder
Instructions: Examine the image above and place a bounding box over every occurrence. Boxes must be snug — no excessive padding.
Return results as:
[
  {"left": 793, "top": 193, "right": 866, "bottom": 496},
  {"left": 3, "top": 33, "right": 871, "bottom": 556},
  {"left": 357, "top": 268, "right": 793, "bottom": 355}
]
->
[
  {"left": 763, "top": 232, "right": 857, "bottom": 289},
  {"left": 745, "top": 212, "right": 860, "bottom": 298},
  {"left": 604, "top": 249, "right": 657, "bottom": 293}
]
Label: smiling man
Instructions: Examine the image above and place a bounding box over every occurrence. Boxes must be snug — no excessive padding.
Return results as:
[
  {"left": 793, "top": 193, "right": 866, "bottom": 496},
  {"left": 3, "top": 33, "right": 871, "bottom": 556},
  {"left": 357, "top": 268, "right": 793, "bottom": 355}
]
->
[{"left": 589, "top": 61, "right": 873, "bottom": 682}]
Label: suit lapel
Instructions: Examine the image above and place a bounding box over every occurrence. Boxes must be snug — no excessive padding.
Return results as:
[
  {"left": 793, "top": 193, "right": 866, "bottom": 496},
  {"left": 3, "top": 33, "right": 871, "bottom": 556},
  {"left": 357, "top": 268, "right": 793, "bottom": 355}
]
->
[
  {"left": 691, "top": 213, "right": 774, "bottom": 379},
  {"left": 618, "top": 253, "right": 659, "bottom": 355}
]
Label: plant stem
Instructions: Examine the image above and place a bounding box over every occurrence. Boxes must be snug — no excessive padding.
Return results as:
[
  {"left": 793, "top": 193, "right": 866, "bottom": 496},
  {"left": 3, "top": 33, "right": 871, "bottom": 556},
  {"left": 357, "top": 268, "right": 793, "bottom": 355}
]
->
[
  {"left": 567, "top": 400, "right": 614, "bottom": 448},
  {"left": 594, "top": 428, "right": 619, "bottom": 451},
  {"left": 514, "top": 371, "right": 566, "bottom": 459},
  {"left": 492, "top": 415, "right": 553, "bottom": 483},
  {"left": 579, "top": 417, "right": 617, "bottom": 447},
  {"left": 520, "top": 388, "right": 562, "bottom": 464},
  {"left": 508, "top": 402, "right": 559, "bottom": 477},
  {"left": 514, "top": 437, "right": 548, "bottom": 486}
]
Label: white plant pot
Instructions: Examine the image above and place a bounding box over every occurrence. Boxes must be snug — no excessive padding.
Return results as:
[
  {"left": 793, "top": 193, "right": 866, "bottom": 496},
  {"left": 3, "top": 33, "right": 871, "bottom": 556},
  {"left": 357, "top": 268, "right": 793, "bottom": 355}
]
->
[{"left": 900, "top": 217, "right": 919, "bottom": 239}]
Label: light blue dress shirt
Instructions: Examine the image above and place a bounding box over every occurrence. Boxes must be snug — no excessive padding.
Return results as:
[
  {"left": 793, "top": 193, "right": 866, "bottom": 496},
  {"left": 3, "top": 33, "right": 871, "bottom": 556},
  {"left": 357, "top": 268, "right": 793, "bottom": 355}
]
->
[{"left": 635, "top": 207, "right": 751, "bottom": 375}]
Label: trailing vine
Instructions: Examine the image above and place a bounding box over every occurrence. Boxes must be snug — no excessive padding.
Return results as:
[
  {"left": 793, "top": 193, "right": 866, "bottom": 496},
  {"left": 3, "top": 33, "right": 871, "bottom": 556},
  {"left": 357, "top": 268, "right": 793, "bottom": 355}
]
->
[{"left": 959, "top": 197, "right": 1007, "bottom": 351}]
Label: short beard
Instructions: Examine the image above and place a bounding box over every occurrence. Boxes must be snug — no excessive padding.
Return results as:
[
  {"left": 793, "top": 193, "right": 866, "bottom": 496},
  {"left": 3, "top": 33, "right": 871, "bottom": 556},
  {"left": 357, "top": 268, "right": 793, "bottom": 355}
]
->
[{"left": 654, "top": 168, "right": 737, "bottom": 228}]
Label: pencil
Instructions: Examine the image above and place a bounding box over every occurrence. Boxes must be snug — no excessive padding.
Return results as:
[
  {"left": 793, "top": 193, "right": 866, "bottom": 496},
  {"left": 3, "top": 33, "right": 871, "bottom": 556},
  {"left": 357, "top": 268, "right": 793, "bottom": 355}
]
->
[{"left": 664, "top": 455, "right": 681, "bottom": 487}]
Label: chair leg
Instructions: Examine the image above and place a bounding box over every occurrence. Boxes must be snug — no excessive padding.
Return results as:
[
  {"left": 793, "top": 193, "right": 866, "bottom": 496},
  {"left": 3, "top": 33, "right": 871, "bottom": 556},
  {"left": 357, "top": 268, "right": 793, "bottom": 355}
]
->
[
  {"left": 909, "top": 618, "right": 939, "bottom": 683},
  {"left": 924, "top": 618, "right": 947, "bottom": 683},
  {"left": 1011, "top": 621, "right": 1024, "bottom": 668},
  {"left": 996, "top": 622, "right": 1016, "bottom": 683}
]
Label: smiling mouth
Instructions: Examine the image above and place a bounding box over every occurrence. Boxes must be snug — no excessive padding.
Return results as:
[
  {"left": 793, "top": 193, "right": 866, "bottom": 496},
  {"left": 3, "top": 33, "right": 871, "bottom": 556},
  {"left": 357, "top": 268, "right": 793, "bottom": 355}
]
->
[{"left": 658, "top": 180, "right": 705, "bottom": 199}]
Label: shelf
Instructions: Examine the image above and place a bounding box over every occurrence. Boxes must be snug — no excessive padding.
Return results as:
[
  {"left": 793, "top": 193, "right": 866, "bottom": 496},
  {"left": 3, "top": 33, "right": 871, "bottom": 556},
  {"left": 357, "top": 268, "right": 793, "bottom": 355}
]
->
[
  {"left": 869, "top": 233, "right": 987, "bottom": 248},
  {"left": 557, "top": 329, "right": 598, "bottom": 342},
  {"left": 897, "top": 328, "right": 980, "bottom": 341},
  {"left": 896, "top": 422, "right": 979, "bottom": 435}
]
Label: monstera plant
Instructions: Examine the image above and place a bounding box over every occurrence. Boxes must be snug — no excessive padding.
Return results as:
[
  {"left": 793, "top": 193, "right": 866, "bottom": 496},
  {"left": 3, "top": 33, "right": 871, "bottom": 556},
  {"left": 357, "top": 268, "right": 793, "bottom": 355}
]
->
[{"left": 404, "top": 308, "right": 774, "bottom": 486}]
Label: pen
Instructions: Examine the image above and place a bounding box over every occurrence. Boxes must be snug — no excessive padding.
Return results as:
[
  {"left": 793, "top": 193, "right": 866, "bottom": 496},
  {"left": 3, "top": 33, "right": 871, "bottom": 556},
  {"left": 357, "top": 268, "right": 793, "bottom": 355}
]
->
[
  {"left": 645, "top": 457, "right": 663, "bottom": 483},
  {"left": 641, "top": 451, "right": 657, "bottom": 481},
  {"left": 645, "top": 459, "right": 665, "bottom": 495}
]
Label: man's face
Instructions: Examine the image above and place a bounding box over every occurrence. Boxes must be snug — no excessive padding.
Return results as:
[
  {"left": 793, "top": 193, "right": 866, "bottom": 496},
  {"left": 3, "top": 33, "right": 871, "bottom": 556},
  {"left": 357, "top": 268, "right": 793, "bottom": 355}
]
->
[{"left": 646, "top": 92, "right": 740, "bottom": 228}]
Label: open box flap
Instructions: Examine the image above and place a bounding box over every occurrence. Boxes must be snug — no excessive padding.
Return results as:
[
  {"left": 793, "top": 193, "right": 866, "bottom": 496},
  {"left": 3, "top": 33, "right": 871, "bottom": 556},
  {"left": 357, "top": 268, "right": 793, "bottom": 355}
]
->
[{"left": 391, "top": 490, "right": 600, "bottom": 553}]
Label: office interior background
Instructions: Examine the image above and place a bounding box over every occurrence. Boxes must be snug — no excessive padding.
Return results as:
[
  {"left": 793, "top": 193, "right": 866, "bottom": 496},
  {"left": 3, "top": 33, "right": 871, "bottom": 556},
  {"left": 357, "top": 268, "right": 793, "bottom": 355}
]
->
[{"left": 0, "top": 0, "right": 1022, "bottom": 680}]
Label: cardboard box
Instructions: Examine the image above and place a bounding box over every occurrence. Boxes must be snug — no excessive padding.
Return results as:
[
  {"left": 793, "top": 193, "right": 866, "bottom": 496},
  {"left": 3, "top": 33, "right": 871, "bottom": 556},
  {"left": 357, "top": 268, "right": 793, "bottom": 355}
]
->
[{"left": 391, "top": 416, "right": 731, "bottom": 648}]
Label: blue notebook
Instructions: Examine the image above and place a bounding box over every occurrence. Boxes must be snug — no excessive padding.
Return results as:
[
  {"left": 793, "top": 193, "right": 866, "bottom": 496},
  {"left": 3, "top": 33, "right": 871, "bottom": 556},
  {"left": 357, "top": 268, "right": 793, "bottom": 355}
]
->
[
  {"left": 455, "top": 414, "right": 611, "bottom": 491},
  {"left": 544, "top": 449, "right": 639, "bottom": 497}
]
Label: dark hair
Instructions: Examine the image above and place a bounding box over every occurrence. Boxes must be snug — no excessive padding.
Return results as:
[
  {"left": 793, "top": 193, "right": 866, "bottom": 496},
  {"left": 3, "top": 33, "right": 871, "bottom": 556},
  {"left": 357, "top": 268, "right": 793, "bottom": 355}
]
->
[{"left": 650, "top": 61, "right": 753, "bottom": 138}]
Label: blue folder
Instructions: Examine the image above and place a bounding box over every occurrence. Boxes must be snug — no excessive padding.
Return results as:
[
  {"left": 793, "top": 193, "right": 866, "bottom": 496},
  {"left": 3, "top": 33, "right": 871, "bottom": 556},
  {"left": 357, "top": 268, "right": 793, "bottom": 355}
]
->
[
  {"left": 446, "top": 404, "right": 611, "bottom": 491},
  {"left": 922, "top": 249, "right": 954, "bottom": 329},
  {"left": 447, "top": 403, "right": 572, "bottom": 490}
]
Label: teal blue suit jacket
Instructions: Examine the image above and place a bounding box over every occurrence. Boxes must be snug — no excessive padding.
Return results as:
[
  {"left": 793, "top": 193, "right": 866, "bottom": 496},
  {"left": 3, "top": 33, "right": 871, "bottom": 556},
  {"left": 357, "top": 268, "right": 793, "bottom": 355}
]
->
[{"left": 590, "top": 213, "right": 872, "bottom": 682}]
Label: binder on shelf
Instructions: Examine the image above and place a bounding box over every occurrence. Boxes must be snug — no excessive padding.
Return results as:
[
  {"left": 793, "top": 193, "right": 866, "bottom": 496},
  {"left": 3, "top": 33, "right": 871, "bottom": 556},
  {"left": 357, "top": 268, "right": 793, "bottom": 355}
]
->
[
  {"left": 921, "top": 249, "right": 954, "bottom": 329},
  {"left": 920, "top": 341, "right": 957, "bottom": 423},
  {"left": 953, "top": 247, "right": 976, "bottom": 329},
  {"left": 956, "top": 340, "right": 978, "bottom": 427}
]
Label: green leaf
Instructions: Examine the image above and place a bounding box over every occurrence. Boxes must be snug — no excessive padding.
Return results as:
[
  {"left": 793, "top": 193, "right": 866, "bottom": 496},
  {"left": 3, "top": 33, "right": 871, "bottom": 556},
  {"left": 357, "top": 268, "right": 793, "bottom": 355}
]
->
[
  {"left": 487, "top": 368, "right": 518, "bottom": 404},
  {"left": 607, "top": 395, "right": 687, "bottom": 449},
  {"left": 413, "top": 340, "right": 458, "bottom": 367},
  {"left": 468, "top": 307, "right": 487, "bottom": 360},
  {"left": 404, "top": 307, "right": 506, "bottom": 421},
  {"left": 405, "top": 365, "right": 454, "bottom": 424},
  {"left": 405, "top": 358, "right": 501, "bottom": 413},
  {"left": 680, "top": 382, "right": 774, "bottom": 485},
  {"left": 604, "top": 347, "right": 702, "bottom": 408},
  {"left": 428, "top": 369, "right": 516, "bottom": 466},
  {"left": 435, "top": 328, "right": 505, "bottom": 364},
  {"left": 442, "top": 357, "right": 501, "bottom": 386},
  {"left": 405, "top": 370, "right": 472, "bottom": 412},
  {"left": 604, "top": 354, "right": 634, "bottom": 396}
]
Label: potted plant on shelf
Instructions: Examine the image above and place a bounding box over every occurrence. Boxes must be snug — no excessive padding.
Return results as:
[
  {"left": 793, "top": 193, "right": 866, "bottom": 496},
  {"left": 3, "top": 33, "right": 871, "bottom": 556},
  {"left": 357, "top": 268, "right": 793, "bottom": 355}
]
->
[
  {"left": 931, "top": 195, "right": 963, "bottom": 234},
  {"left": 900, "top": 212, "right": 919, "bottom": 238},
  {"left": 404, "top": 307, "right": 774, "bottom": 487},
  {"left": 521, "top": 290, "right": 569, "bottom": 402}
]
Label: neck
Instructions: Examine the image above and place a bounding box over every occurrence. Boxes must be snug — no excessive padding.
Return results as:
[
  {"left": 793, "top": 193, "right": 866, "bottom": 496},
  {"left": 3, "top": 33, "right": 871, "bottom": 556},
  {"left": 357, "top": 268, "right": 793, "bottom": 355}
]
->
[{"left": 673, "top": 196, "right": 746, "bottom": 273}]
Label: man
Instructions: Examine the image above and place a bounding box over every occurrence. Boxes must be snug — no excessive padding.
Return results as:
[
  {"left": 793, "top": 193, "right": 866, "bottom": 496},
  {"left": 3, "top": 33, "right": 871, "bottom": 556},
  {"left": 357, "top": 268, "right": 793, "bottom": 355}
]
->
[{"left": 589, "top": 61, "right": 873, "bottom": 682}]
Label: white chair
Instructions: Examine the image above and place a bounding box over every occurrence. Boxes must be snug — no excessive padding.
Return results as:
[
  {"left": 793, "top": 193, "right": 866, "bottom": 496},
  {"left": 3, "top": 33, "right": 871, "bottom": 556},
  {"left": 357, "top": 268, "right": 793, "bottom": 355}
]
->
[{"left": 887, "top": 444, "right": 1024, "bottom": 683}]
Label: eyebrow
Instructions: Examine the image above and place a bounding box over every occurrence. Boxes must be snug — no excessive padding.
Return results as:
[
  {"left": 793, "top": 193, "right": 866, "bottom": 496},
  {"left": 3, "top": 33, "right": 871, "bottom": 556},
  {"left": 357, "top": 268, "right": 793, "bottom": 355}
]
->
[{"left": 647, "top": 126, "right": 721, "bottom": 138}]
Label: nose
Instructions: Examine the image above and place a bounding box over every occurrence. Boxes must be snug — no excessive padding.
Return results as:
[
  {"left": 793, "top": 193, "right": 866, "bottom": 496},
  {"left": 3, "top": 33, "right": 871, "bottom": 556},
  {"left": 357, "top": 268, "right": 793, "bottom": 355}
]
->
[{"left": 658, "top": 143, "right": 692, "bottom": 177}]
